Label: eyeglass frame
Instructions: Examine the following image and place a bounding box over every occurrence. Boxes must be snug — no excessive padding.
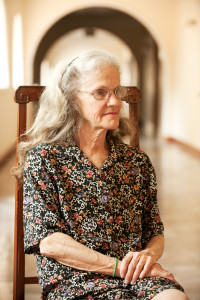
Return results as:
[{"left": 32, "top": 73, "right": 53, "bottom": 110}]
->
[{"left": 77, "top": 86, "right": 128, "bottom": 101}]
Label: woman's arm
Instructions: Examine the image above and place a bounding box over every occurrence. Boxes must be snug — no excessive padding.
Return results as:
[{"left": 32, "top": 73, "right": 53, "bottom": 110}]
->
[
  {"left": 40, "top": 232, "right": 121, "bottom": 277},
  {"left": 120, "top": 235, "right": 164, "bottom": 284},
  {"left": 40, "top": 233, "right": 177, "bottom": 284}
]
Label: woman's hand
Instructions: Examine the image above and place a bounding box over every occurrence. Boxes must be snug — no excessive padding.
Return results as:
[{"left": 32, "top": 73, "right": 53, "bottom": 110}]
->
[
  {"left": 146, "top": 263, "right": 178, "bottom": 283},
  {"left": 120, "top": 249, "right": 158, "bottom": 284}
]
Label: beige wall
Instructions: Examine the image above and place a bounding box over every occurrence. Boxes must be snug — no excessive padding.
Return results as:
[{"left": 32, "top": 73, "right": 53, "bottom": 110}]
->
[
  {"left": 0, "top": 0, "right": 200, "bottom": 159},
  {"left": 0, "top": 0, "right": 20, "bottom": 157},
  {"left": 171, "top": 0, "right": 200, "bottom": 149}
]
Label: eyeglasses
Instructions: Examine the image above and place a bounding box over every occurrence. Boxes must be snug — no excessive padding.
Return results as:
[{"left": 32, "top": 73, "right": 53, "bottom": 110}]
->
[{"left": 78, "top": 86, "right": 128, "bottom": 101}]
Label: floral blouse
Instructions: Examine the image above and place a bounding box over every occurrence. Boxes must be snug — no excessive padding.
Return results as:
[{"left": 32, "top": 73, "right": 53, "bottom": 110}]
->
[{"left": 23, "top": 137, "right": 164, "bottom": 299}]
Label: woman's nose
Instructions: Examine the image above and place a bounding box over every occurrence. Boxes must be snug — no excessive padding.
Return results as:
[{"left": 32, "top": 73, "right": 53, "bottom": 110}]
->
[{"left": 107, "top": 91, "right": 121, "bottom": 105}]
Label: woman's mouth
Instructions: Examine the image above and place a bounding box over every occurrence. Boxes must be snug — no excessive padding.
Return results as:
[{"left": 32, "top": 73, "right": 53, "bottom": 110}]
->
[{"left": 104, "top": 112, "right": 118, "bottom": 116}]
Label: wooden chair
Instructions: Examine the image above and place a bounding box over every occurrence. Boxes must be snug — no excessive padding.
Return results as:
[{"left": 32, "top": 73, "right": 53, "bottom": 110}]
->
[{"left": 13, "top": 85, "right": 141, "bottom": 300}]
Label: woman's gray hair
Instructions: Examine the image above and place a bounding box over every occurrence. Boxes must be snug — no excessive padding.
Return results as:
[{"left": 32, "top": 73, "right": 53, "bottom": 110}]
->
[
  {"left": 59, "top": 50, "right": 120, "bottom": 97},
  {"left": 13, "top": 49, "right": 130, "bottom": 179}
]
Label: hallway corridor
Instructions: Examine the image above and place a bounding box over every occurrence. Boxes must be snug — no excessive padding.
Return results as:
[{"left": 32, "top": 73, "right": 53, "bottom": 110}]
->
[{"left": 0, "top": 139, "right": 199, "bottom": 300}]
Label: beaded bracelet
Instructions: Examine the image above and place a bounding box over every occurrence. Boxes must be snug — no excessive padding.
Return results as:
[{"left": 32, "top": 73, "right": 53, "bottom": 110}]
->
[{"left": 112, "top": 257, "right": 117, "bottom": 277}]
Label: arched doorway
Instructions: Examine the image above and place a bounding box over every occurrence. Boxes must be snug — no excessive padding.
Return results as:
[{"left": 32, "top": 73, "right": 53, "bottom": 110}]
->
[
  {"left": 40, "top": 27, "right": 139, "bottom": 87},
  {"left": 33, "top": 7, "right": 160, "bottom": 137}
]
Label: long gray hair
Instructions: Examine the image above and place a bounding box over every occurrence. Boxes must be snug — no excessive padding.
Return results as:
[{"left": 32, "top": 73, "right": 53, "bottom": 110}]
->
[{"left": 13, "top": 50, "right": 130, "bottom": 179}]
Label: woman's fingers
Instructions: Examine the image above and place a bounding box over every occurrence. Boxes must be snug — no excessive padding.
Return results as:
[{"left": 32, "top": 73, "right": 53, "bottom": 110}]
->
[
  {"left": 159, "top": 269, "right": 178, "bottom": 283},
  {"left": 121, "top": 254, "right": 178, "bottom": 286},
  {"left": 139, "top": 256, "right": 154, "bottom": 279},
  {"left": 120, "top": 251, "right": 155, "bottom": 284},
  {"left": 120, "top": 251, "right": 133, "bottom": 278},
  {"left": 129, "top": 256, "right": 146, "bottom": 284},
  {"left": 146, "top": 263, "right": 178, "bottom": 283},
  {"left": 124, "top": 255, "right": 140, "bottom": 284}
]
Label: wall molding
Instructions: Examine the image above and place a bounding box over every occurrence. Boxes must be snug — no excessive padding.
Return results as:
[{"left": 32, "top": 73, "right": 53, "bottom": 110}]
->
[{"left": 164, "top": 137, "right": 200, "bottom": 158}]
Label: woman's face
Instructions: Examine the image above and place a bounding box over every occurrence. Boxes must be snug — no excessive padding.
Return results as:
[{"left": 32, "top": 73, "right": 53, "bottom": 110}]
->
[{"left": 76, "top": 65, "right": 122, "bottom": 132}]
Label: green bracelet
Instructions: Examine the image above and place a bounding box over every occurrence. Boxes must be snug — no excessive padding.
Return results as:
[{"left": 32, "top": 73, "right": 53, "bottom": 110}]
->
[{"left": 112, "top": 257, "right": 117, "bottom": 277}]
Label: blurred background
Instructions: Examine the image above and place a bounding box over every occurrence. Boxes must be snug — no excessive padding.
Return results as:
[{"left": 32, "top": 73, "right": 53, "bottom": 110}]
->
[{"left": 0, "top": 0, "right": 200, "bottom": 299}]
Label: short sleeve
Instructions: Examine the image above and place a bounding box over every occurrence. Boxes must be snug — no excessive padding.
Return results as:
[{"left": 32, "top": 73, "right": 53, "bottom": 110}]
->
[
  {"left": 141, "top": 153, "right": 164, "bottom": 247},
  {"left": 23, "top": 146, "right": 65, "bottom": 254}
]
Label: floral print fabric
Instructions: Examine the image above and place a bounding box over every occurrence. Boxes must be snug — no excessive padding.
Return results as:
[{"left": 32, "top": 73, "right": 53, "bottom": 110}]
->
[
  {"left": 23, "top": 138, "right": 183, "bottom": 299},
  {"left": 47, "top": 276, "right": 184, "bottom": 299}
]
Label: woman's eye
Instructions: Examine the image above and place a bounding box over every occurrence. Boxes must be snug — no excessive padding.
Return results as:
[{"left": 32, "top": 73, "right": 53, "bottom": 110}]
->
[
  {"left": 116, "top": 87, "right": 123, "bottom": 93},
  {"left": 95, "top": 89, "right": 106, "bottom": 96}
]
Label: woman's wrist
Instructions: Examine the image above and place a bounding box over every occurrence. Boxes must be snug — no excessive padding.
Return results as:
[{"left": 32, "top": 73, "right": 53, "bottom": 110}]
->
[
  {"left": 112, "top": 257, "right": 117, "bottom": 277},
  {"left": 142, "top": 248, "right": 158, "bottom": 261},
  {"left": 114, "top": 258, "right": 121, "bottom": 277},
  {"left": 143, "top": 235, "right": 164, "bottom": 262}
]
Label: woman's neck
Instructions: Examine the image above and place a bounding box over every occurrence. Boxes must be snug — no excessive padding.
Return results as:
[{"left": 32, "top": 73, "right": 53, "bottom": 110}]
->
[{"left": 76, "top": 127, "right": 109, "bottom": 169}]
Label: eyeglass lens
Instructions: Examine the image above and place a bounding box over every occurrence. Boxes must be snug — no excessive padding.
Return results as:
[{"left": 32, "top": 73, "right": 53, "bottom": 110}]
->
[{"left": 93, "top": 87, "right": 127, "bottom": 100}]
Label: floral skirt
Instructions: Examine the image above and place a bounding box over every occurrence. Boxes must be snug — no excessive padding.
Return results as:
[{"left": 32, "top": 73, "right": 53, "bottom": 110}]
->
[{"left": 46, "top": 275, "right": 184, "bottom": 300}]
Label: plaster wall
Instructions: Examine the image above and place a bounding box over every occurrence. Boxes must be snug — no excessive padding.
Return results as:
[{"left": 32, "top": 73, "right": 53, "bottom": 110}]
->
[
  {"left": 171, "top": 0, "right": 200, "bottom": 149},
  {"left": 0, "top": 0, "right": 22, "bottom": 157}
]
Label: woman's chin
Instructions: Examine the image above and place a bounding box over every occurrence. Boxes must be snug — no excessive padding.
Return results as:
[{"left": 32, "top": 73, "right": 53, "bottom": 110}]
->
[{"left": 106, "top": 121, "right": 119, "bottom": 131}]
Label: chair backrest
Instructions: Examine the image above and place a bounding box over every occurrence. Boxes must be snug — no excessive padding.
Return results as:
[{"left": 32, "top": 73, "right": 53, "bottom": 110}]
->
[{"left": 13, "top": 85, "right": 141, "bottom": 300}]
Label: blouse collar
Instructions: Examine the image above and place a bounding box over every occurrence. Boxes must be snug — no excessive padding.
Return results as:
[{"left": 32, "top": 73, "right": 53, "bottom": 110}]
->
[{"left": 53, "top": 136, "right": 119, "bottom": 171}]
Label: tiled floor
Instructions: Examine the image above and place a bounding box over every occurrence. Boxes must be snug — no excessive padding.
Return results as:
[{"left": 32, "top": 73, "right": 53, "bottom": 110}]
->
[{"left": 0, "top": 139, "right": 199, "bottom": 300}]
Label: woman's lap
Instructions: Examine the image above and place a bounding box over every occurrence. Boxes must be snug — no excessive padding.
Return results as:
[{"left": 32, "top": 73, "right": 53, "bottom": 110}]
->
[{"left": 46, "top": 276, "right": 184, "bottom": 300}]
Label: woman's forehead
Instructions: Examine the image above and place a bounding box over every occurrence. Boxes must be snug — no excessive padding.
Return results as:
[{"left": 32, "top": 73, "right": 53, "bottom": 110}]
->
[{"left": 80, "top": 65, "right": 120, "bottom": 89}]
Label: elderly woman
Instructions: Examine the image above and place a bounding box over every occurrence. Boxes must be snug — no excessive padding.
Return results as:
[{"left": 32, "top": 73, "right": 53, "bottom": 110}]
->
[{"left": 15, "top": 50, "right": 188, "bottom": 299}]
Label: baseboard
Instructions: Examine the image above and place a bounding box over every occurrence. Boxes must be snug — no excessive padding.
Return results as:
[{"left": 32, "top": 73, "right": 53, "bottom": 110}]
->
[
  {"left": 0, "top": 145, "right": 16, "bottom": 169},
  {"left": 164, "top": 137, "right": 200, "bottom": 158}
]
